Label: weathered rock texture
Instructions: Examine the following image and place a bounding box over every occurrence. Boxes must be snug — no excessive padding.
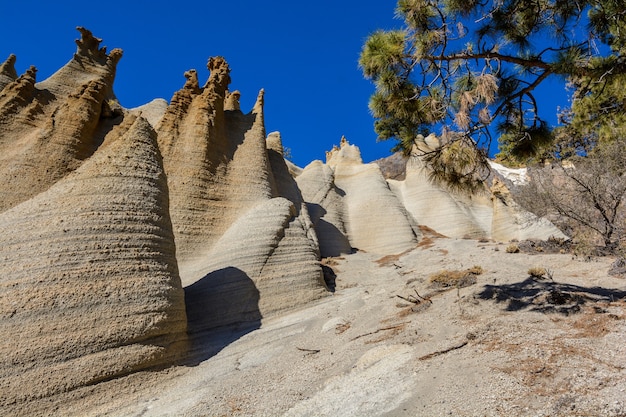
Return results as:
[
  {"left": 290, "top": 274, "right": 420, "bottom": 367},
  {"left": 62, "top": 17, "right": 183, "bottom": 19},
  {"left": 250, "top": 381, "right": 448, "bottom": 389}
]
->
[
  {"left": 391, "top": 135, "right": 566, "bottom": 241},
  {"left": 0, "top": 115, "right": 187, "bottom": 408},
  {"left": 155, "top": 60, "right": 326, "bottom": 333},
  {"left": 0, "top": 28, "right": 566, "bottom": 415},
  {"left": 294, "top": 136, "right": 565, "bottom": 252},
  {"left": 0, "top": 27, "right": 122, "bottom": 213},
  {"left": 0, "top": 29, "right": 327, "bottom": 413},
  {"left": 324, "top": 137, "right": 421, "bottom": 254}
]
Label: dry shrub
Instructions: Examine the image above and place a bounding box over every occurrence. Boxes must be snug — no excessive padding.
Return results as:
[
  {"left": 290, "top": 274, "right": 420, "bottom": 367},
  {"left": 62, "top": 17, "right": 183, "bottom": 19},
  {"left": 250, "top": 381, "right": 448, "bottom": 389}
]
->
[
  {"left": 514, "top": 141, "right": 626, "bottom": 253},
  {"left": 528, "top": 267, "right": 547, "bottom": 278},
  {"left": 506, "top": 243, "right": 520, "bottom": 253},
  {"left": 429, "top": 266, "right": 483, "bottom": 288},
  {"left": 468, "top": 265, "right": 484, "bottom": 275}
]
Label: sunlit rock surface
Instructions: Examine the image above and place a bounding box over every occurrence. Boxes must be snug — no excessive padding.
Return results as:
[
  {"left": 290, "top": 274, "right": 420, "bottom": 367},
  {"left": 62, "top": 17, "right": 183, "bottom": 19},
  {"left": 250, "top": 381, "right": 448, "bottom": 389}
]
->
[{"left": 0, "top": 27, "right": 566, "bottom": 415}]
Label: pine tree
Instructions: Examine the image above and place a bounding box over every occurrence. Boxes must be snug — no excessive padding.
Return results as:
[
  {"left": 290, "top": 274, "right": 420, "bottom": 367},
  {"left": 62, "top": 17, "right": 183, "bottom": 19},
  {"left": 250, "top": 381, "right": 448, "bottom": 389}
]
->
[{"left": 360, "top": 0, "right": 626, "bottom": 189}]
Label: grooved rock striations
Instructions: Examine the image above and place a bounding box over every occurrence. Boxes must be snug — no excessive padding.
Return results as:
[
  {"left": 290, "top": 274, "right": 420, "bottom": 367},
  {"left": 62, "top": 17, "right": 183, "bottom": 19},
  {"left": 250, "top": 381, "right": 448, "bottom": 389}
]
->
[
  {"left": 324, "top": 137, "right": 421, "bottom": 254},
  {"left": 0, "top": 28, "right": 566, "bottom": 414},
  {"left": 156, "top": 60, "right": 326, "bottom": 331},
  {"left": 0, "top": 54, "right": 18, "bottom": 91},
  {"left": 294, "top": 159, "right": 353, "bottom": 257},
  {"left": 387, "top": 134, "right": 566, "bottom": 241},
  {"left": 0, "top": 115, "right": 187, "bottom": 408},
  {"left": 295, "top": 135, "right": 565, "bottom": 252},
  {"left": 0, "top": 27, "right": 122, "bottom": 213}
]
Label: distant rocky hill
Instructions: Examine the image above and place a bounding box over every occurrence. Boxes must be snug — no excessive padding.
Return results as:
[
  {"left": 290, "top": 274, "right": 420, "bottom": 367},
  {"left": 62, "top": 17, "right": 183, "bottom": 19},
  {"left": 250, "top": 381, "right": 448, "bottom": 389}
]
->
[{"left": 0, "top": 28, "right": 565, "bottom": 414}]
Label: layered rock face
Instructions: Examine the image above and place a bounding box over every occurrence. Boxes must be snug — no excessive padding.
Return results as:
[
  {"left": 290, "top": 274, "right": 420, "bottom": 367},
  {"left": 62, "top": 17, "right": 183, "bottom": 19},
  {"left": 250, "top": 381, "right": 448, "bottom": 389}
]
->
[
  {"left": 0, "top": 29, "right": 188, "bottom": 407},
  {"left": 0, "top": 28, "right": 565, "bottom": 413},
  {"left": 318, "top": 137, "right": 420, "bottom": 255},
  {"left": 0, "top": 27, "right": 122, "bottom": 213},
  {"left": 294, "top": 136, "right": 565, "bottom": 252},
  {"left": 388, "top": 135, "right": 566, "bottom": 241},
  {"left": 154, "top": 59, "right": 326, "bottom": 332},
  {"left": 0, "top": 114, "right": 188, "bottom": 406},
  {"left": 0, "top": 28, "right": 327, "bottom": 412}
]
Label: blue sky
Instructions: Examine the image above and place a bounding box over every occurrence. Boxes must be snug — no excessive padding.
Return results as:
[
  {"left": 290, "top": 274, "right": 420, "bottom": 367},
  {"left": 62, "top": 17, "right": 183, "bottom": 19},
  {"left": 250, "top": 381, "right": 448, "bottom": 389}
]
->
[{"left": 1, "top": 1, "right": 570, "bottom": 167}]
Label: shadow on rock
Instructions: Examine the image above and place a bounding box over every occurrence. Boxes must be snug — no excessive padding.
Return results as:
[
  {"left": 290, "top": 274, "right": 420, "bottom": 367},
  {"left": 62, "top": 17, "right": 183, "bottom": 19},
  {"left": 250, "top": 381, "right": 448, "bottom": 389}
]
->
[
  {"left": 306, "top": 203, "right": 352, "bottom": 258},
  {"left": 321, "top": 264, "right": 337, "bottom": 293},
  {"left": 478, "top": 276, "right": 626, "bottom": 315},
  {"left": 183, "top": 266, "right": 261, "bottom": 366}
]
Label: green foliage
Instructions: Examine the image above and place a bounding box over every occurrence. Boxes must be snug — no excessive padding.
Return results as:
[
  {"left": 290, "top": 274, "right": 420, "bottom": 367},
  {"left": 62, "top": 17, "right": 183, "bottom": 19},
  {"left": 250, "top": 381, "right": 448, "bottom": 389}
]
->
[
  {"left": 360, "top": 0, "right": 626, "bottom": 190},
  {"left": 555, "top": 70, "right": 626, "bottom": 157}
]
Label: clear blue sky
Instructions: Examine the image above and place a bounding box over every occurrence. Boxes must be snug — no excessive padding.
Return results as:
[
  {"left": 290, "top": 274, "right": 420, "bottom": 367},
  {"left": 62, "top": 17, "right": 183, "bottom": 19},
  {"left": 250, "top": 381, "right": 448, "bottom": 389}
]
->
[{"left": 0, "top": 1, "right": 569, "bottom": 167}]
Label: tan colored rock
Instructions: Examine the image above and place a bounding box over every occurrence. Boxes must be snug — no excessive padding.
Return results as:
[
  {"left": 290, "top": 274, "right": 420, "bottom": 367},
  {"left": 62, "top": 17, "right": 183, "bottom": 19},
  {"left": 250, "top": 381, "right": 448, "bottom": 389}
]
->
[
  {"left": 0, "top": 115, "right": 187, "bottom": 409},
  {"left": 37, "top": 26, "right": 122, "bottom": 98},
  {"left": 157, "top": 58, "right": 274, "bottom": 264},
  {"left": 224, "top": 89, "right": 241, "bottom": 111},
  {"left": 183, "top": 197, "right": 326, "bottom": 334},
  {"left": 0, "top": 54, "right": 18, "bottom": 91},
  {"left": 0, "top": 27, "right": 123, "bottom": 213},
  {"left": 157, "top": 60, "right": 327, "bottom": 332}
]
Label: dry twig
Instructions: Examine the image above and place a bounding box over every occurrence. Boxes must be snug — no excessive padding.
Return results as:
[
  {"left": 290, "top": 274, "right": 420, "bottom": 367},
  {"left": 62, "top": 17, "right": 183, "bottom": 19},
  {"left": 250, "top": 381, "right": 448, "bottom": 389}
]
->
[
  {"left": 296, "top": 347, "right": 320, "bottom": 354},
  {"left": 350, "top": 322, "right": 410, "bottom": 341},
  {"left": 418, "top": 340, "right": 469, "bottom": 360}
]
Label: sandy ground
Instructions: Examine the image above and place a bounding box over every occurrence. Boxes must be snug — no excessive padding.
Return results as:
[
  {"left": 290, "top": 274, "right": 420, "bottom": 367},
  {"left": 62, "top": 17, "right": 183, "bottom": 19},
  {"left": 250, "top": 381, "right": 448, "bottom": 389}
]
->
[{"left": 26, "top": 235, "right": 626, "bottom": 417}]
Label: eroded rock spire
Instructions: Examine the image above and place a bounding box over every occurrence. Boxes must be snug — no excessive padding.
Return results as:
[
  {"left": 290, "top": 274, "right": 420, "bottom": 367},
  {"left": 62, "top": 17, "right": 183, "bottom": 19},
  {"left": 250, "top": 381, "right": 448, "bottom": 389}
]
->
[
  {"left": 74, "top": 26, "right": 122, "bottom": 68},
  {"left": 0, "top": 28, "right": 125, "bottom": 213},
  {"left": 204, "top": 56, "right": 231, "bottom": 93},
  {"left": 0, "top": 54, "right": 18, "bottom": 91}
]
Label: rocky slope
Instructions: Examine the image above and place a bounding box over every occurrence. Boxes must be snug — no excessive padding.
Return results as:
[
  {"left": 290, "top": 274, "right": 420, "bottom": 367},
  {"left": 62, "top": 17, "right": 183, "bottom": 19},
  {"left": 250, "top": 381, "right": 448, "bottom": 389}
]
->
[{"left": 0, "top": 28, "right": 574, "bottom": 415}]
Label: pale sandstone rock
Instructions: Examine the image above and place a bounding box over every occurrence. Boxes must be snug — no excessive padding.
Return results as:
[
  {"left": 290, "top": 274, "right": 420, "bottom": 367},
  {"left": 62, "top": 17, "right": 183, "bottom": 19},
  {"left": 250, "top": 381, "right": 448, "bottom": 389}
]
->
[
  {"left": 0, "top": 115, "right": 187, "bottom": 409},
  {"left": 324, "top": 137, "right": 421, "bottom": 254},
  {"left": 490, "top": 177, "right": 567, "bottom": 241},
  {"left": 390, "top": 134, "right": 566, "bottom": 241},
  {"left": 388, "top": 144, "right": 493, "bottom": 239},
  {"left": 295, "top": 160, "right": 352, "bottom": 257},
  {"left": 130, "top": 98, "right": 168, "bottom": 127}
]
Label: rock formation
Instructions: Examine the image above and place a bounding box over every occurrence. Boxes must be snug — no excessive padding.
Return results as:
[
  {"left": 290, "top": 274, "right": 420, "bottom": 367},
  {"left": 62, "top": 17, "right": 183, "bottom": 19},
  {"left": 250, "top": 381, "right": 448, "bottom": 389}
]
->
[
  {"left": 154, "top": 59, "right": 326, "bottom": 333},
  {"left": 294, "top": 135, "right": 565, "bottom": 251},
  {"left": 322, "top": 137, "right": 421, "bottom": 254},
  {"left": 0, "top": 28, "right": 566, "bottom": 414},
  {"left": 0, "top": 27, "right": 122, "bottom": 213},
  {"left": 0, "top": 114, "right": 187, "bottom": 407},
  {"left": 387, "top": 134, "right": 566, "bottom": 241}
]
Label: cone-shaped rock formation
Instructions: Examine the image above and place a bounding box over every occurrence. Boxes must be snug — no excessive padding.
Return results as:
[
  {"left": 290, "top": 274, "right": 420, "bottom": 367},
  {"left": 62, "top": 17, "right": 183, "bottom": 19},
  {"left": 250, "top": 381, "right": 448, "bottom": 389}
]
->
[
  {"left": 156, "top": 59, "right": 326, "bottom": 333},
  {"left": 0, "top": 115, "right": 187, "bottom": 408},
  {"left": 0, "top": 27, "right": 123, "bottom": 213},
  {"left": 0, "top": 28, "right": 568, "bottom": 415},
  {"left": 296, "top": 137, "right": 421, "bottom": 255}
]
